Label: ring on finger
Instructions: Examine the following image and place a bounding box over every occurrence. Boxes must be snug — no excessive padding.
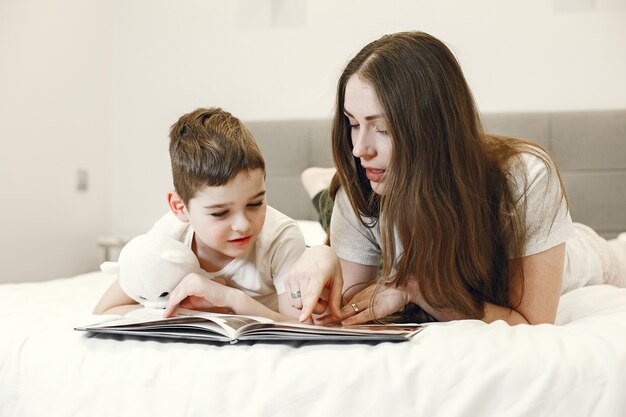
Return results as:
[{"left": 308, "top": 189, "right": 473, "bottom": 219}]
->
[
  {"left": 290, "top": 290, "right": 302, "bottom": 299},
  {"left": 351, "top": 303, "right": 360, "bottom": 313}
]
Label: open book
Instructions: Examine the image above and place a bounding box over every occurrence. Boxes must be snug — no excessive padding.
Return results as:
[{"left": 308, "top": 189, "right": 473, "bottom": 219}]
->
[{"left": 75, "top": 308, "right": 422, "bottom": 344}]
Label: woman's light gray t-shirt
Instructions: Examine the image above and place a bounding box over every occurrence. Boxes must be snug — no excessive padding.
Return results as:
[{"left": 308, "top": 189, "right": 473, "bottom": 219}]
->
[{"left": 329, "top": 152, "right": 601, "bottom": 293}]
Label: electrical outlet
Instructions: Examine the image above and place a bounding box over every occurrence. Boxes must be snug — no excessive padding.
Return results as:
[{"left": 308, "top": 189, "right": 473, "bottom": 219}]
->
[{"left": 77, "top": 169, "right": 88, "bottom": 192}]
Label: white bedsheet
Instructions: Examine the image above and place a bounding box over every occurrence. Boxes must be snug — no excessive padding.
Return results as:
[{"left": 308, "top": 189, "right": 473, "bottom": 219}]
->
[{"left": 1, "top": 272, "right": 625, "bottom": 417}]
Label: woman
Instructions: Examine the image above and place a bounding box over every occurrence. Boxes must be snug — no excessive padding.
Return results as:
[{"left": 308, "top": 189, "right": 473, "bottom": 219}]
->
[{"left": 286, "top": 31, "right": 626, "bottom": 325}]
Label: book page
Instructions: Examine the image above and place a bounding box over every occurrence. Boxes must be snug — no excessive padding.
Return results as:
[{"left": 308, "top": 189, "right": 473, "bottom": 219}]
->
[
  {"left": 235, "top": 320, "right": 422, "bottom": 341},
  {"left": 86, "top": 308, "right": 275, "bottom": 341}
]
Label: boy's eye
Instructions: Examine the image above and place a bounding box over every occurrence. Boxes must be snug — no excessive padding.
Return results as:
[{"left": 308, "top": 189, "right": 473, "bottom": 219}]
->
[
  {"left": 211, "top": 211, "right": 228, "bottom": 218},
  {"left": 247, "top": 201, "right": 264, "bottom": 208}
]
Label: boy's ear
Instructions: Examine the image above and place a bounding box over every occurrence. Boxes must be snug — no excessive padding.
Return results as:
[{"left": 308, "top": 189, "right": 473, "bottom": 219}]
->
[{"left": 167, "top": 190, "right": 189, "bottom": 222}]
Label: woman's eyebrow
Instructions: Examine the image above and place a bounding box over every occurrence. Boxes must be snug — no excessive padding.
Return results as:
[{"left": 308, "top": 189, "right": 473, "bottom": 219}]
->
[{"left": 343, "top": 109, "right": 383, "bottom": 121}]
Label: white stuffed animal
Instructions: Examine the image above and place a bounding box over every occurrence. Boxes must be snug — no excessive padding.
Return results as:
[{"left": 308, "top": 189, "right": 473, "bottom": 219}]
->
[{"left": 100, "top": 233, "right": 206, "bottom": 309}]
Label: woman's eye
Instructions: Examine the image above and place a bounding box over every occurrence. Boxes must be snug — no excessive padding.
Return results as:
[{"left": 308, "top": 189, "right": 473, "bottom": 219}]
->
[
  {"left": 211, "top": 211, "right": 228, "bottom": 218},
  {"left": 376, "top": 129, "right": 388, "bottom": 135},
  {"left": 350, "top": 124, "right": 360, "bottom": 130},
  {"left": 248, "top": 201, "right": 264, "bottom": 208}
]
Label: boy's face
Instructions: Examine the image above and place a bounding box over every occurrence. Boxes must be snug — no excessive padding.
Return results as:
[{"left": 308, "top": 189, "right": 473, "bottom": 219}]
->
[{"left": 182, "top": 168, "right": 267, "bottom": 263}]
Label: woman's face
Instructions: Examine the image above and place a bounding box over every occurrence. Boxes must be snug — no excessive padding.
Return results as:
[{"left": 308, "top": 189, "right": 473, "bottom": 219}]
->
[{"left": 344, "top": 75, "right": 392, "bottom": 195}]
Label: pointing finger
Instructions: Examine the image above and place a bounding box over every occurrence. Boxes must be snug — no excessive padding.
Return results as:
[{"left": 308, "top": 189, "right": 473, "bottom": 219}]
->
[{"left": 299, "top": 280, "right": 324, "bottom": 322}]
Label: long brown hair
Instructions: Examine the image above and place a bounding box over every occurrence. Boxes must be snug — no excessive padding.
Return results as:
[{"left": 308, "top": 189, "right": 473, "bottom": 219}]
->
[{"left": 332, "top": 31, "right": 565, "bottom": 319}]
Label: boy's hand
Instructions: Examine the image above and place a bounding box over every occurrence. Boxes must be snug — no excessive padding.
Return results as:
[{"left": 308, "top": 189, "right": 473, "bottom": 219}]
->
[{"left": 163, "top": 274, "right": 230, "bottom": 317}]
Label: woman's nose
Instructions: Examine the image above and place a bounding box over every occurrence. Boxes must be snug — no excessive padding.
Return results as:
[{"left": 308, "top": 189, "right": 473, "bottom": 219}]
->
[{"left": 352, "top": 130, "right": 375, "bottom": 159}]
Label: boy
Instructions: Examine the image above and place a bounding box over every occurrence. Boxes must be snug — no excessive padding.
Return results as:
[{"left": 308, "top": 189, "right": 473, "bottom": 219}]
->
[{"left": 94, "top": 108, "right": 306, "bottom": 321}]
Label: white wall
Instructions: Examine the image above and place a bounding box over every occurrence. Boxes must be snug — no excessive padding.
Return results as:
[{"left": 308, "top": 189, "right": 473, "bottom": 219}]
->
[
  {"left": 108, "top": 0, "right": 626, "bottom": 238},
  {"left": 0, "top": 0, "right": 112, "bottom": 283},
  {"left": 1, "top": 0, "right": 625, "bottom": 283}
]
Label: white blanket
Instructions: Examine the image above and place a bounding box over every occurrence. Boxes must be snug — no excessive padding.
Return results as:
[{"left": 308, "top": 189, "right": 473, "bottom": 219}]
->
[{"left": 1, "top": 272, "right": 625, "bottom": 417}]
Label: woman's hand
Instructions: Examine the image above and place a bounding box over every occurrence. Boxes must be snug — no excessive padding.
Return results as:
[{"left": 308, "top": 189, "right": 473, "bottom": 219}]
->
[
  {"left": 163, "top": 273, "right": 232, "bottom": 317},
  {"left": 317, "top": 282, "right": 410, "bottom": 325},
  {"left": 285, "top": 245, "right": 344, "bottom": 322}
]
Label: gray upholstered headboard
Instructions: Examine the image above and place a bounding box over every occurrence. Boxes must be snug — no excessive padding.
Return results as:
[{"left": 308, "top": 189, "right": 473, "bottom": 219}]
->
[{"left": 247, "top": 110, "right": 626, "bottom": 238}]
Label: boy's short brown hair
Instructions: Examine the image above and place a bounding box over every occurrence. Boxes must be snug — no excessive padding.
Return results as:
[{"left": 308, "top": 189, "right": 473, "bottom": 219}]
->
[{"left": 169, "top": 107, "right": 265, "bottom": 203}]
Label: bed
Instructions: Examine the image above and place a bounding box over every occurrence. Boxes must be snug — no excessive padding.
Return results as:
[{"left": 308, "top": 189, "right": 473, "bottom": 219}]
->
[
  {"left": 2, "top": 271, "right": 626, "bottom": 416},
  {"left": 1, "top": 110, "right": 625, "bottom": 416}
]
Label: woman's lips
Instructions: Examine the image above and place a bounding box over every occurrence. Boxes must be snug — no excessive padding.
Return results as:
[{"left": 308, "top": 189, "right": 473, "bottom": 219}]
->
[
  {"left": 365, "top": 168, "right": 385, "bottom": 183},
  {"left": 228, "top": 236, "right": 251, "bottom": 246}
]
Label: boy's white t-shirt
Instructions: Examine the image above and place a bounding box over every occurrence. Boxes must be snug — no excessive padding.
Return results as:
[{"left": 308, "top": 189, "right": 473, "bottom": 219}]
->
[
  {"left": 147, "top": 206, "right": 306, "bottom": 311},
  {"left": 330, "top": 151, "right": 604, "bottom": 294}
]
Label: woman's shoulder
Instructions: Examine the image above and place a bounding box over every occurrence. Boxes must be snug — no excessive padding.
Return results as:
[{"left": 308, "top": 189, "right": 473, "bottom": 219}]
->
[
  {"left": 501, "top": 143, "right": 573, "bottom": 256},
  {"left": 333, "top": 186, "right": 352, "bottom": 212},
  {"left": 503, "top": 143, "right": 560, "bottom": 193}
]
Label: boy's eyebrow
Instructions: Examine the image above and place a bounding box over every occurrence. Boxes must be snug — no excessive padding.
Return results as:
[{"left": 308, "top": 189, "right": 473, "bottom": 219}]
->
[
  {"left": 343, "top": 109, "right": 383, "bottom": 121},
  {"left": 204, "top": 203, "right": 229, "bottom": 209},
  {"left": 203, "top": 191, "right": 266, "bottom": 209}
]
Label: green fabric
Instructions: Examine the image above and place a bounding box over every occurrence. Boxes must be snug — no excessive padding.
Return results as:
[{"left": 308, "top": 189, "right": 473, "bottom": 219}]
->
[{"left": 312, "top": 189, "right": 333, "bottom": 235}]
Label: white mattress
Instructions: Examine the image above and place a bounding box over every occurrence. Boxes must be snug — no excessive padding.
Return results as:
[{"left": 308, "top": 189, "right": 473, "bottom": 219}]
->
[{"left": 1, "top": 271, "right": 625, "bottom": 416}]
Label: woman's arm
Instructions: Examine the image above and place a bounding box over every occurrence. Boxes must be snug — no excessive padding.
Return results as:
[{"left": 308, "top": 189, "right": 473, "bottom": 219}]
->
[
  {"left": 339, "top": 258, "right": 378, "bottom": 303},
  {"left": 337, "top": 243, "right": 566, "bottom": 326},
  {"left": 411, "top": 243, "right": 566, "bottom": 325},
  {"left": 93, "top": 279, "right": 140, "bottom": 315},
  {"left": 486, "top": 242, "right": 565, "bottom": 324},
  {"left": 319, "top": 281, "right": 410, "bottom": 325}
]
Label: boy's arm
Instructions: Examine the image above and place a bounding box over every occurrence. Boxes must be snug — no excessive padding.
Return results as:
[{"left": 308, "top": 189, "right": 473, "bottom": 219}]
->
[
  {"left": 231, "top": 290, "right": 299, "bottom": 322},
  {"left": 93, "top": 278, "right": 140, "bottom": 315},
  {"left": 163, "top": 273, "right": 296, "bottom": 322}
]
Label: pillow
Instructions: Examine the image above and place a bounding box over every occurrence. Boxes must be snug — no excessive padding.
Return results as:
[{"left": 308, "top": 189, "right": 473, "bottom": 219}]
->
[{"left": 296, "top": 220, "right": 327, "bottom": 246}]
